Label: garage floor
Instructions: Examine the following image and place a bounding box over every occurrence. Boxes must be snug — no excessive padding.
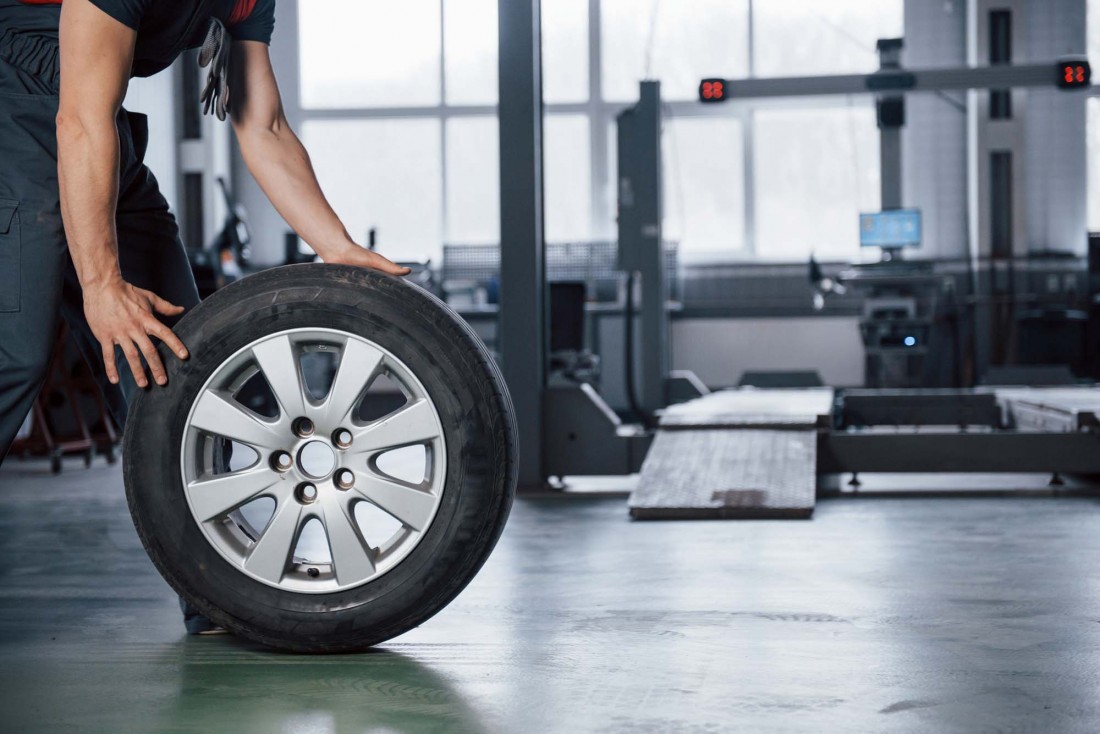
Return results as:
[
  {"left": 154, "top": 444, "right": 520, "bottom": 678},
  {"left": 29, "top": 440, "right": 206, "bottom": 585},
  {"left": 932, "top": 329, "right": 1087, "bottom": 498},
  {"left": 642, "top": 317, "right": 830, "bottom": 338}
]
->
[{"left": 1, "top": 460, "right": 1099, "bottom": 733}]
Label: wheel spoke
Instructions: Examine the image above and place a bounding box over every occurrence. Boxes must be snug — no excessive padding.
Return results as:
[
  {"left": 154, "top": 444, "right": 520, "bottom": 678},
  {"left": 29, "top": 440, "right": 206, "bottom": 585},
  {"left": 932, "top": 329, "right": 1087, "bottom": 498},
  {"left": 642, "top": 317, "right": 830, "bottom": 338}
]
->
[
  {"left": 244, "top": 499, "right": 305, "bottom": 584},
  {"left": 352, "top": 470, "right": 435, "bottom": 531},
  {"left": 251, "top": 335, "right": 307, "bottom": 419},
  {"left": 350, "top": 399, "right": 438, "bottom": 454},
  {"left": 319, "top": 338, "right": 384, "bottom": 427},
  {"left": 187, "top": 467, "right": 283, "bottom": 522},
  {"left": 191, "top": 390, "right": 285, "bottom": 450},
  {"left": 318, "top": 494, "right": 376, "bottom": 585}
]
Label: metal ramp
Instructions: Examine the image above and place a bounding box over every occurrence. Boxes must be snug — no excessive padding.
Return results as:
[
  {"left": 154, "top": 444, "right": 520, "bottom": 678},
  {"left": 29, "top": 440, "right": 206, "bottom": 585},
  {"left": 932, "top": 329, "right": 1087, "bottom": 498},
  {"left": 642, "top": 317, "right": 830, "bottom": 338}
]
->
[
  {"left": 629, "top": 389, "right": 834, "bottom": 520},
  {"left": 994, "top": 387, "right": 1100, "bottom": 433}
]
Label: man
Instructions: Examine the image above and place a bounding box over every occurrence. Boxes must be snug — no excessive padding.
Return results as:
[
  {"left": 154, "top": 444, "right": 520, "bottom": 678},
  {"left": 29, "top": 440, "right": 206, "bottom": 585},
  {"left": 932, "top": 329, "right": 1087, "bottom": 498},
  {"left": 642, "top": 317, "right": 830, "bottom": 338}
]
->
[{"left": 0, "top": 0, "right": 408, "bottom": 630}]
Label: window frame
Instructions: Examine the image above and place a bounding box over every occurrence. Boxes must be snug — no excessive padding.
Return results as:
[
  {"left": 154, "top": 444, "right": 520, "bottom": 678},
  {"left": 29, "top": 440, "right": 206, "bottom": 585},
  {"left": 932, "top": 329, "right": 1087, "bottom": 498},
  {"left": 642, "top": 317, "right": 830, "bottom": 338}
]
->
[{"left": 287, "top": 0, "right": 893, "bottom": 263}]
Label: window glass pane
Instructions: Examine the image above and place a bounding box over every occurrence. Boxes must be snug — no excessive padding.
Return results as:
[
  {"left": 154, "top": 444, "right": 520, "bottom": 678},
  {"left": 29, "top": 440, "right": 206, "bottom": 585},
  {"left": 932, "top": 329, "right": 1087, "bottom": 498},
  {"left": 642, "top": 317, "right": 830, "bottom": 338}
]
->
[
  {"left": 1092, "top": 1, "right": 1100, "bottom": 94},
  {"left": 299, "top": 0, "right": 441, "bottom": 108},
  {"left": 607, "top": 116, "right": 744, "bottom": 252},
  {"left": 302, "top": 119, "right": 443, "bottom": 262},
  {"left": 542, "top": 0, "right": 589, "bottom": 103},
  {"left": 445, "top": 0, "right": 498, "bottom": 105},
  {"left": 446, "top": 117, "right": 500, "bottom": 243},
  {"left": 754, "top": 0, "right": 904, "bottom": 78},
  {"left": 601, "top": 0, "right": 749, "bottom": 102},
  {"left": 663, "top": 117, "right": 745, "bottom": 254},
  {"left": 753, "top": 105, "right": 880, "bottom": 261},
  {"left": 1089, "top": 98, "right": 1100, "bottom": 231},
  {"left": 544, "top": 115, "right": 592, "bottom": 242}
]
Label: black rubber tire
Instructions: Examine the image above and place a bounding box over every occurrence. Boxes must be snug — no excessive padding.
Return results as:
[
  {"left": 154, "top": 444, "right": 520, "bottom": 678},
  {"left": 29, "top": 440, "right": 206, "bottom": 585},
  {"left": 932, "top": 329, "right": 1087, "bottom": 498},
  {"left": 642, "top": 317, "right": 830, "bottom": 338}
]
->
[{"left": 123, "top": 264, "right": 517, "bottom": 653}]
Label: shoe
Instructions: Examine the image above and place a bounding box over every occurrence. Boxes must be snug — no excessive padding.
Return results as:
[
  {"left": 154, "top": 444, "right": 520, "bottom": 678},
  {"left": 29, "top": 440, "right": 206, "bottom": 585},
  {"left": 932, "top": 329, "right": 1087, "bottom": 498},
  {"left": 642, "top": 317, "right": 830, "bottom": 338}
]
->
[{"left": 179, "top": 596, "right": 228, "bottom": 636}]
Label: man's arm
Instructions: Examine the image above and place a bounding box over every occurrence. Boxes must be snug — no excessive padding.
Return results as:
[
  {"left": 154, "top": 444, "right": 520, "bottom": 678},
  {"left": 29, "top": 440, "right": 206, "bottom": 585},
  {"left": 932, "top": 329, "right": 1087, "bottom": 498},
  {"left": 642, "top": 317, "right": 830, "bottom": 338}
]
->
[
  {"left": 227, "top": 41, "right": 410, "bottom": 275},
  {"left": 57, "top": 0, "right": 189, "bottom": 388}
]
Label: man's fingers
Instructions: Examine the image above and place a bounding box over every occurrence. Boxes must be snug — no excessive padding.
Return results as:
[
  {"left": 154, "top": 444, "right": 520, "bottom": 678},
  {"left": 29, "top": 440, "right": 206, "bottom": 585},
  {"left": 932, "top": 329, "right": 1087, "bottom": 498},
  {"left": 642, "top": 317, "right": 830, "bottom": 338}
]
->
[
  {"left": 135, "top": 333, "right": 168, "bottom": 386},
  {"left": 149, "top": 292, "right": 185, "bottom": 316},
  {"left": 101, "top": 342, "right": 119, "bottom": 385},
  {"left": 147, "top": 319, "right": 189, "bottom": 360},
  {"left": 120, "top": 341, "right": 148, "bottom": 388},
  {"left": 373, "top": 254, "right": 412, "bottom": 276}
]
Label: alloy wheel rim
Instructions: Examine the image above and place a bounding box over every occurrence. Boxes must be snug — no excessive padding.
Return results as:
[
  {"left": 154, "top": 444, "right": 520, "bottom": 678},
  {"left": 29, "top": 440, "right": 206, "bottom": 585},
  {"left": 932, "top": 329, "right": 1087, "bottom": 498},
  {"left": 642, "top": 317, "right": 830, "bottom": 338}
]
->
[{"left": 180, "top": 328, "right": 446, "bottom": 593}]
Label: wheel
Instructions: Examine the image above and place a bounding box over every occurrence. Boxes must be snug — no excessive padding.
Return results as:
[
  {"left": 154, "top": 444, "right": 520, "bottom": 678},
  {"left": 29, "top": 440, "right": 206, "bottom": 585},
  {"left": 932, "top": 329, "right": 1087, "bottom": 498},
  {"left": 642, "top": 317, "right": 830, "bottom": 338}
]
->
[
  {"left": 50, "top": 451, "right": 62, "bottom": 474},
  {"left": 84, "top": 448, "right": 94, "bottom": 468},
  {"left": 123, "top": 264, "right": 517, "bottom": 652}
]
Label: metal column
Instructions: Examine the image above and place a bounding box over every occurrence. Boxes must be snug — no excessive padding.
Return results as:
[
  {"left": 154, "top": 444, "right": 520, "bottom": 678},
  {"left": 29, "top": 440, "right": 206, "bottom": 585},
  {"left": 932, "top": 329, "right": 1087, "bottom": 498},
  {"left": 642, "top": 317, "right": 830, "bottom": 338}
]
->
[
  {"left": 617, "top": 81, "right": 669, "bottom": 416},
  {"left": 876, "top": 39, "right": 904, "bottom": 210},
  {"left": 497, "top": 0, "right": 547, "bottom": 489}
]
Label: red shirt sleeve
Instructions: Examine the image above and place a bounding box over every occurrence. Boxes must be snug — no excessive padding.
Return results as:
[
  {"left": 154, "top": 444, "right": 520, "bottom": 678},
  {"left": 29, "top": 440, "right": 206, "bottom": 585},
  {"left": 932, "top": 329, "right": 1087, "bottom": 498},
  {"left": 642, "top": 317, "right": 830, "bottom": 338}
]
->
[{"left": 227, "top": 0, "right": 275, "bottom": 44}]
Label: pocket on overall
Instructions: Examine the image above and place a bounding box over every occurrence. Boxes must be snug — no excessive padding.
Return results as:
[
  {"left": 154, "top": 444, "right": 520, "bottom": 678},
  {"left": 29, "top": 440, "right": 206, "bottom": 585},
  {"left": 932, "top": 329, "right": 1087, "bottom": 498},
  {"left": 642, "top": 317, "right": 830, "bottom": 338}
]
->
[{"left": 0, "top": 199, "right": 20, "bottom": 312}]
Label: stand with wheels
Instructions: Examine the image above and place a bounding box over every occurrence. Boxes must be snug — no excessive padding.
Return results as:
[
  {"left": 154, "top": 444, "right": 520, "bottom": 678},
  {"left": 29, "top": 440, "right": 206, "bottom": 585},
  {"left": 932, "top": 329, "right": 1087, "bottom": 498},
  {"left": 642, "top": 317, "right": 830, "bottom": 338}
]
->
[{"left": 10, "top": 324, "right": 108, "bottom": 473}]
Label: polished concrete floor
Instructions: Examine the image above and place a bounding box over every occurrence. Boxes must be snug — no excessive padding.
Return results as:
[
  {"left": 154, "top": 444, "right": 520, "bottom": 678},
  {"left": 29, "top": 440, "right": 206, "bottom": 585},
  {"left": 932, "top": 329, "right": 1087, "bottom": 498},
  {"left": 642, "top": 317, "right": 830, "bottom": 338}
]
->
[{"left": 2, "top": 459, "right": 1100, "bottom": 733}]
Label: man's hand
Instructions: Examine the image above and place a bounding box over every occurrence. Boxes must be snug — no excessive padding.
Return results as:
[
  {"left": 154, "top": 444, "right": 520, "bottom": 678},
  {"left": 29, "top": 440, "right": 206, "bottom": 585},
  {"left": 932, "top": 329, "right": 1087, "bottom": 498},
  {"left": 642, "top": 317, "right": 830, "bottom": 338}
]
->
[
  {"left": 83, "top": 280, "right": 190, "bottom": 388},
  {"left": 324, "top": 243, "right": 412, "bottom": 276}
]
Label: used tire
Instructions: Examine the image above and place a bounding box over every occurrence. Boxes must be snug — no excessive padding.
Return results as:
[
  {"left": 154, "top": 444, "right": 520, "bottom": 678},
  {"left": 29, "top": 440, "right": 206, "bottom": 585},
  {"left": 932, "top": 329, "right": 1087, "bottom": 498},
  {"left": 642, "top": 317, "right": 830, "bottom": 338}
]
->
[{"left": 124, "top": 264, "right": 517, "bottom": 652}]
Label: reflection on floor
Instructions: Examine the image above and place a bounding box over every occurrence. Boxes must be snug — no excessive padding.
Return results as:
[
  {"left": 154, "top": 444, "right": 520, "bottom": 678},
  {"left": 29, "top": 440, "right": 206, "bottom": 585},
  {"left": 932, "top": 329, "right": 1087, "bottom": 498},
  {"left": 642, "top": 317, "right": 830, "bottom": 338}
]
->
[{"left": 2, "top": 459, "right": 1100, "bottom": 732}]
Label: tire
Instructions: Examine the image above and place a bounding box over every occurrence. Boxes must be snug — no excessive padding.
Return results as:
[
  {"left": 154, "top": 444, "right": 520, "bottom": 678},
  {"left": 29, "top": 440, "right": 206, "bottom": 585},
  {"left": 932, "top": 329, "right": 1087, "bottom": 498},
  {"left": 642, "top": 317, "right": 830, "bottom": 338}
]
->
[{"left": 123, "top": 264, "right": 517, "bottom": 653}]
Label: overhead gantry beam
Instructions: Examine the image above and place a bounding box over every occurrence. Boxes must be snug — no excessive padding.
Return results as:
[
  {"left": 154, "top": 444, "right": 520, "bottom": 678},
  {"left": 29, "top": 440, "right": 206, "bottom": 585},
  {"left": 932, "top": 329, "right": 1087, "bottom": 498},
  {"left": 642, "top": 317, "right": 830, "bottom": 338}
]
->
[{"left": 700, "top": 59, "right": 1090, "bottom": 101}]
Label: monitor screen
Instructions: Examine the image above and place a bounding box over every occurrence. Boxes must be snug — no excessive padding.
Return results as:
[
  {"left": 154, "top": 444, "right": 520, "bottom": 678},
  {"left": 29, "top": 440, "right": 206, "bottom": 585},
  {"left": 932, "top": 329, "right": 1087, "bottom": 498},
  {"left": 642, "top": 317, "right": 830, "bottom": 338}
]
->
[{"left": 860, "top": 209, "right": 921, "bottom": 248}]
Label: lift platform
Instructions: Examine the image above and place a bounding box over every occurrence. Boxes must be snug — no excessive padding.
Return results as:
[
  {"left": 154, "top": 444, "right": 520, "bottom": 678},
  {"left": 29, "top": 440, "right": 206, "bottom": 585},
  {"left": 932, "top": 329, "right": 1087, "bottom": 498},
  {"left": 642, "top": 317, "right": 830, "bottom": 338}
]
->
[
  {"left": 629, "top": 386, "right": 1100, "bottom": 520},
  {"left": 629, "top": 389, "right": 833, "bottom": 519}
]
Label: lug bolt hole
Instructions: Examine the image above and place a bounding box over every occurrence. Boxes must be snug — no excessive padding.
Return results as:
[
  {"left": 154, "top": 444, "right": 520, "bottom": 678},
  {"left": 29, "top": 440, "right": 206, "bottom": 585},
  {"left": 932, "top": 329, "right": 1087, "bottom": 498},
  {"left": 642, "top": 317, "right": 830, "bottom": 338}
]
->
[
  {"left": 307, "top": 567, "right": 320, "bottom": 578},
  {"left": 333, "top": 428, "right": 353, "bottom": 449},
  {"left": 293, "top": 417, "right": 315, "bottom": 438},
  {"left": 334, "top": 468, "right": 355, "bottom": 490},
  {"left": 296, "top": 482, "right": 318, "bottom": 504},
  {"left": 271, "top": 451, "right": 293, "bottom": 472}
]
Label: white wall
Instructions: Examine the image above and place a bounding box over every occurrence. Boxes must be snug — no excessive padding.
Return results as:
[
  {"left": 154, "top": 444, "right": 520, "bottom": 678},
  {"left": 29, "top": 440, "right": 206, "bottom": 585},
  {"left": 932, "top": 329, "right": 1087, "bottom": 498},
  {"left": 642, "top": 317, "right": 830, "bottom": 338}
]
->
[
  {"left": 904, "top": 0, "right": 1089, "bottom": 259},
  {"left": 123, "top": 72, "right": 178, "bottom": 211},
  {"left": 902, "top": 0, "right": 969, "bottom": 260},
  {"left": 1022, "top": 0, "right": 1088, "bottom": 254},
  {"left": 234, "top": 0, "right": 300, "bottom": 266},
  {"left": 671, "top": 317, "right": 865, "bottom": 388}
]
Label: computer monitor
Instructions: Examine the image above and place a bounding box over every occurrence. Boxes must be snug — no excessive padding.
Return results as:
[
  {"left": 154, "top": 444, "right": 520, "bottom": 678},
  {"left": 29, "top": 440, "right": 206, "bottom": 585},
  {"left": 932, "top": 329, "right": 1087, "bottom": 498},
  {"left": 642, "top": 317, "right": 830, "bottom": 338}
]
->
[{"left": 860, "top": 209, "right": 922, "bottom": 249}]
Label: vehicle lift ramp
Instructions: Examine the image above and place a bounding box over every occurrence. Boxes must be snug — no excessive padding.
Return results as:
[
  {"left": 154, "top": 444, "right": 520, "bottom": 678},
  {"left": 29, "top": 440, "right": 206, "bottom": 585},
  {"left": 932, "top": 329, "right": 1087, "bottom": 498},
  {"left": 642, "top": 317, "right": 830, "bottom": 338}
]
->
[
  {"left": 628, "top": 387, "right": 1100, "bottom": 520},
  {"left": 629, "top": 389, "right": 833, "bottom": 519}
]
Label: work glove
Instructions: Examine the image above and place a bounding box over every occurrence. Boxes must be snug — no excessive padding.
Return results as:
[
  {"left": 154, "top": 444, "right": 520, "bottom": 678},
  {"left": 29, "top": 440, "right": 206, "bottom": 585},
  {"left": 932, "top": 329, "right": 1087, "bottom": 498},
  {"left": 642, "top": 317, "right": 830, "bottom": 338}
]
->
[{"left": 198, "top": 18, "right": 231, "bottom": 121}]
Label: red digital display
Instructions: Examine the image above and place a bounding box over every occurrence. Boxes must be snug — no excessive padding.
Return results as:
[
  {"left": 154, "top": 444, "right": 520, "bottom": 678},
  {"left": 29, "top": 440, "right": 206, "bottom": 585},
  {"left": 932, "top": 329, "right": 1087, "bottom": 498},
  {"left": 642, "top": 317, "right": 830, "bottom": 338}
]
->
[
  {"left": 699, "top": 78, "right": 727, "bottom": 103},
  {"left": 1056, "top": 60, "right": 1091, "bottom": 89}
]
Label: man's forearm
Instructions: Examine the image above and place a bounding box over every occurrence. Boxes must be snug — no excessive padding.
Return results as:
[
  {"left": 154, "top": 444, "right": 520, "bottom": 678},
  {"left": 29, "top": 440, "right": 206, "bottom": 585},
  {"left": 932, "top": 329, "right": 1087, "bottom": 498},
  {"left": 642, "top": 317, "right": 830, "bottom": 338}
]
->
[
  {"left": 237, "top": 121, "right": 353, "bottom": 259},
  {"left": 56, "top": 109, "right": 124, "bottom": 290}
]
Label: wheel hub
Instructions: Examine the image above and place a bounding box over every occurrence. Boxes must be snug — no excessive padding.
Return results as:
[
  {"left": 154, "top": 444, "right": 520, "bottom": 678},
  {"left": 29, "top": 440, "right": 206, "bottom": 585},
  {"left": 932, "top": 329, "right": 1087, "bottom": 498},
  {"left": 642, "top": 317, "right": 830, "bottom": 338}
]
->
[{"left": 297, "top": 440, "right": 336, "bottom": 479}]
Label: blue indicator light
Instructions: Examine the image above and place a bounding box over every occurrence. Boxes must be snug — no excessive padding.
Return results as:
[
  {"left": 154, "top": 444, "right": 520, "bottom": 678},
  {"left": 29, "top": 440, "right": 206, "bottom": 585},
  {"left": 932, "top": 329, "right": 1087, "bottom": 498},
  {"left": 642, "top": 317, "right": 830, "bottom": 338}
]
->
[{"left": 904, "top": 336, "right": 916, "bottom": 347}]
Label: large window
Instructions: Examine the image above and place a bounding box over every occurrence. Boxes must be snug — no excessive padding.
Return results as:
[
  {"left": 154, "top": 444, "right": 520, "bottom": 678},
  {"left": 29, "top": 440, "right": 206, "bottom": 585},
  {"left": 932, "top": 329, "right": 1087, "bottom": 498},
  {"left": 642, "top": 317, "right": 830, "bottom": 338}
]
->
[
  {"left": 1092, "top": 0, "right": 1100, "bottom": 75},
  {"left": 295, "top": 0, "right": 900, "bottom": 263},
  {"left": 601, "top": 0, "right": 750, "bottom": 102},
  {"left": 301, "top": 119, "right": 443, "bottom": 252},
  {"left": 661, "top": 116, "right": 745, "bottom": 253},
  {"left": 298, "top": 0, "right": 498, "bottom": 263},
  {"left": 754, "top": 106, "right": 880, "bottom": 260},
  {"left": 300, "top": 0, "right": 443, "bottom": 109},
  {"left": 753, "top": 0, "right": 903, "bottom": 78}
]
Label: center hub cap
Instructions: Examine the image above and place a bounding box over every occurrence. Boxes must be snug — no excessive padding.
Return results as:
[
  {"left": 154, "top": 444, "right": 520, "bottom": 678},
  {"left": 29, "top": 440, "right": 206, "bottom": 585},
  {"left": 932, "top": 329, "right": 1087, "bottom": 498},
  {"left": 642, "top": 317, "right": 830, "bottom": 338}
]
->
[{"left": 298, "top": 440, "right": 336, "bottom": 479}]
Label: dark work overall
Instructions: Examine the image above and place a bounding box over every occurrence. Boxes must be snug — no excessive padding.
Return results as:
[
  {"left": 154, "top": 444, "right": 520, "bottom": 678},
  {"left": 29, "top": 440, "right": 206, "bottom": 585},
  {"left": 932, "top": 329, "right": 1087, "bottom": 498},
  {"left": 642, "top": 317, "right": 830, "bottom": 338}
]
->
[{"left": 0, "top": 1, "right": 216, "bottom": 461}]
